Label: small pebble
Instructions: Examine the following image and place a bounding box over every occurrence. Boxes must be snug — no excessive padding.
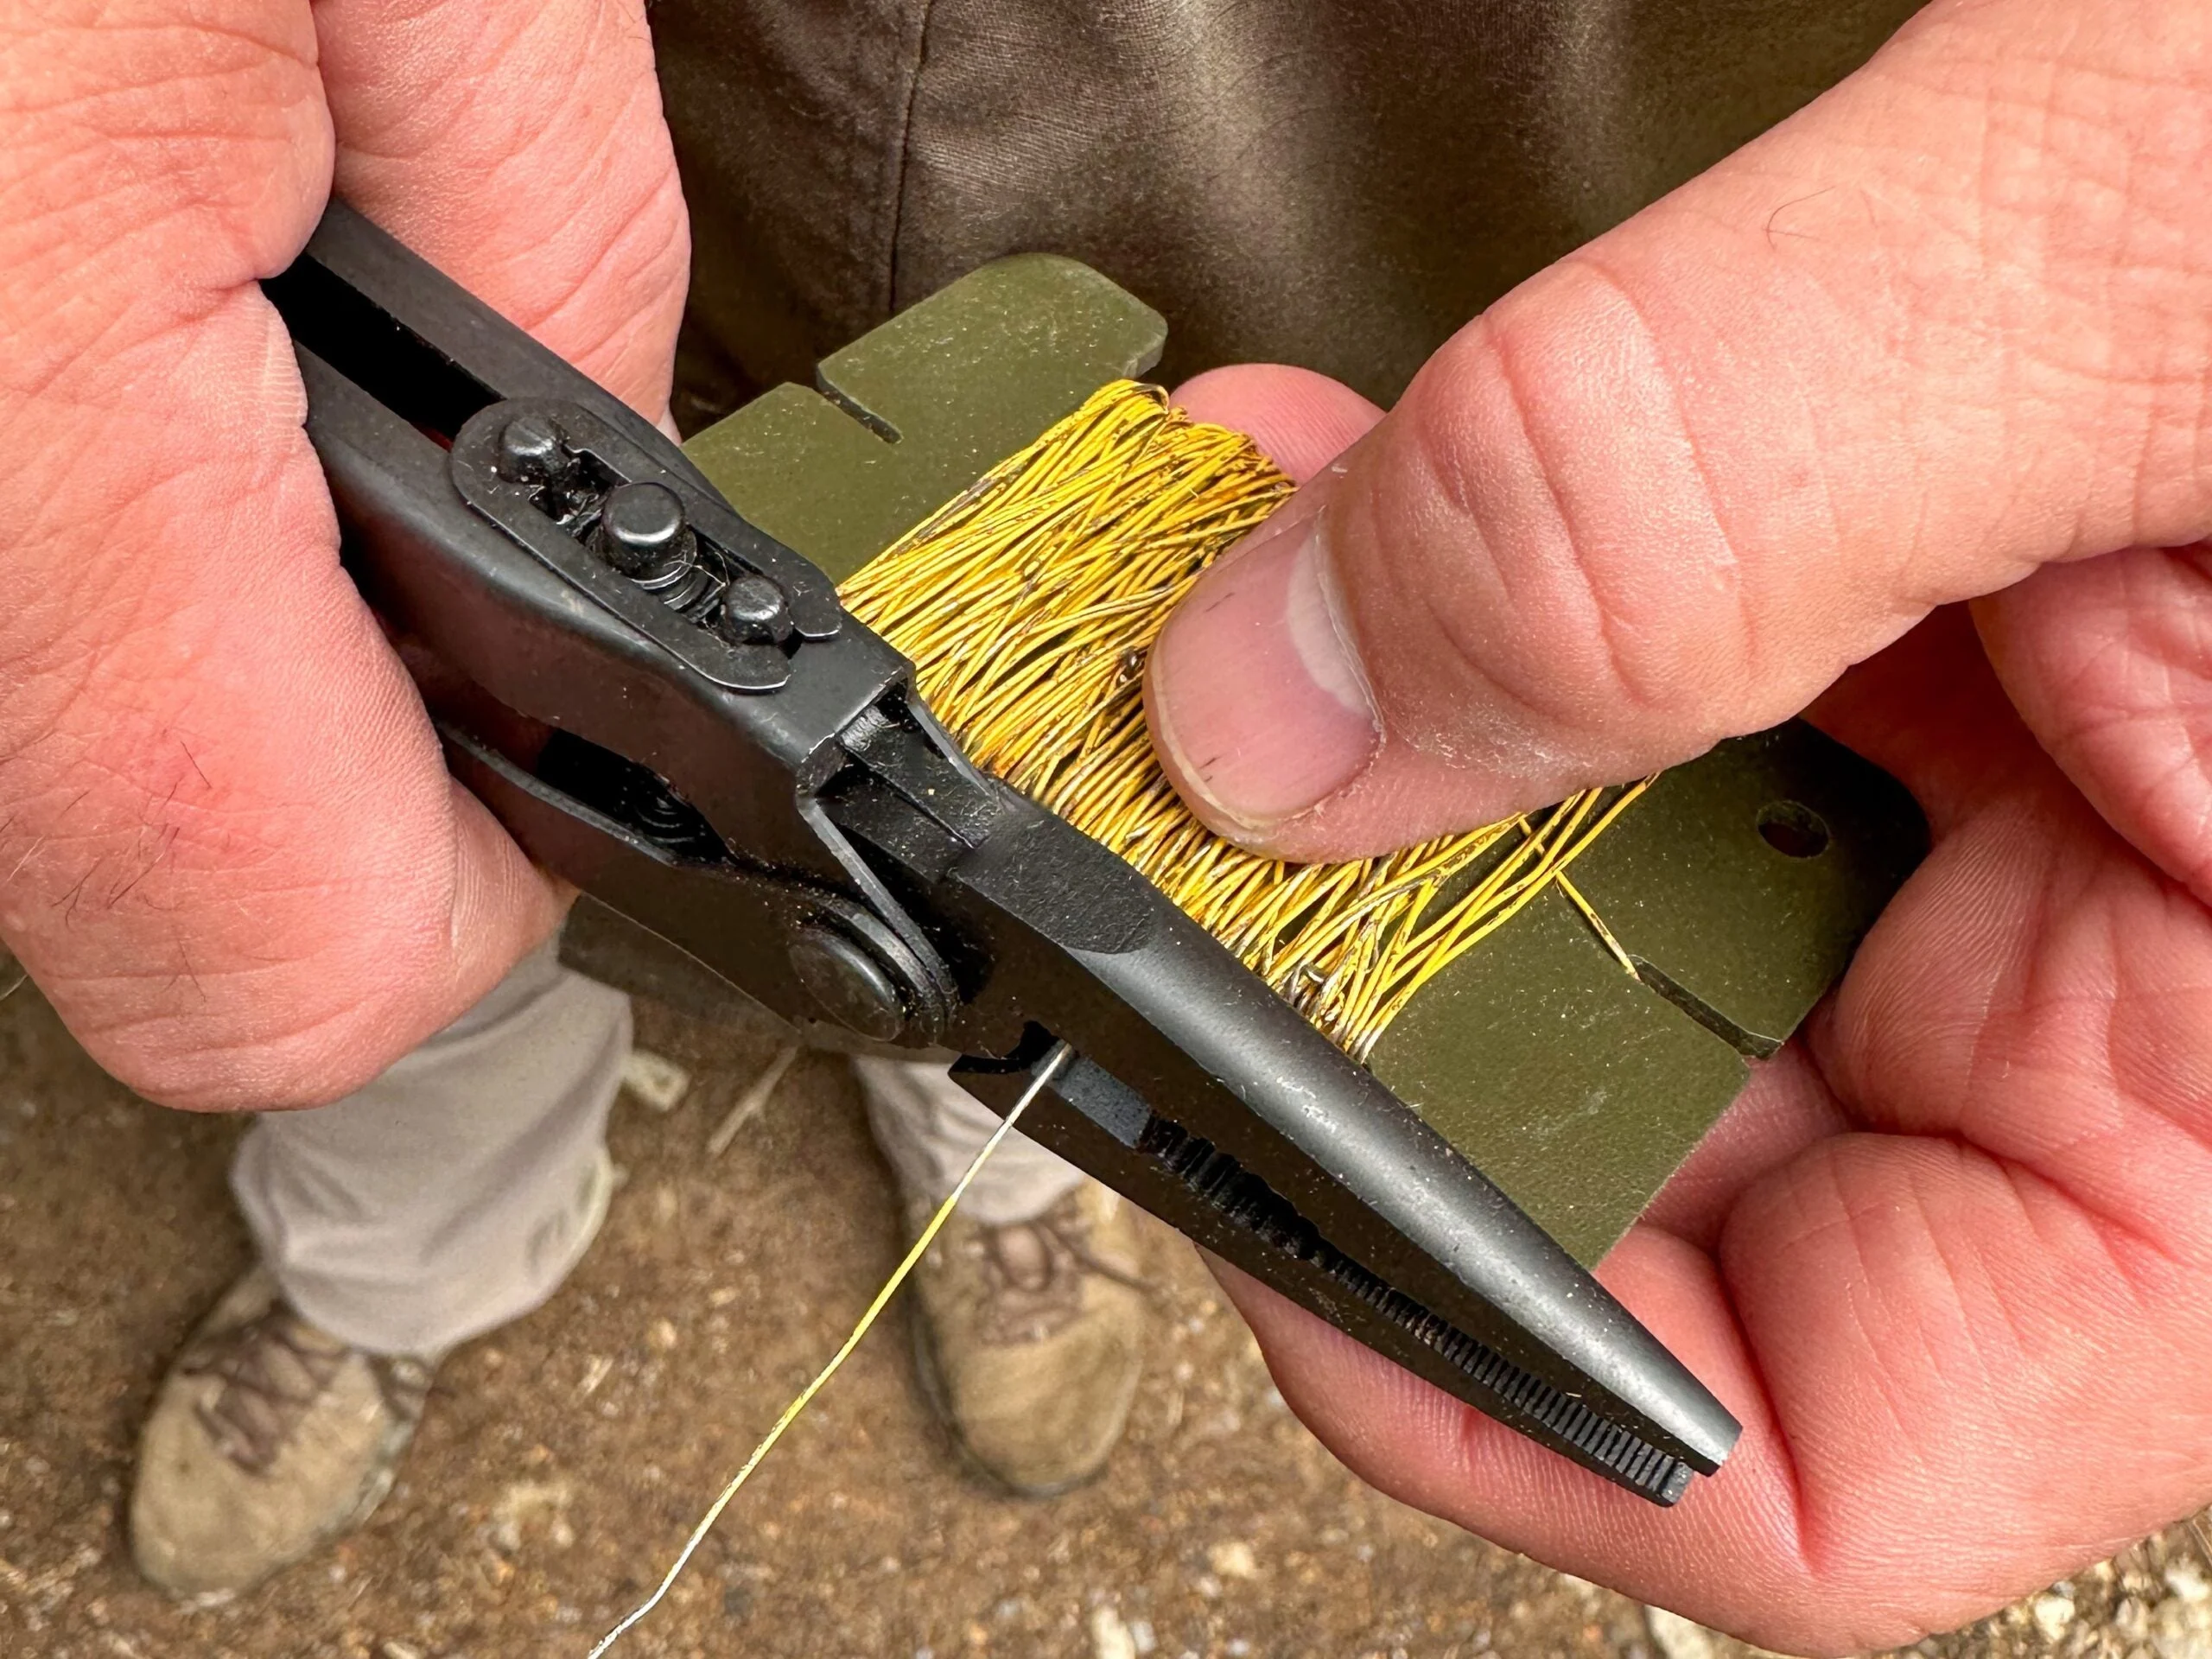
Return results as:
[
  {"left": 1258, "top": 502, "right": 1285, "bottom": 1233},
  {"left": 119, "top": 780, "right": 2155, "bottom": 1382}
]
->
[
  {"left": 1089, "top": 1605, "right": 1137, "bottom": 1659},
  {"left": 2155, "top": 1586, "right": 2212, "bottom": 1650},
  {"left": 621, "top": 1050, "right": 692, "bottom": 1113},
  {"left": 1207, "top": 1541, "right": 1258, "bottom": 1581},
  {"left": 2029, "top": 1592, "right": 2074, "bottom": 1642},
  {"left": 1644, "top": 1608, "right": 1719, "bottom": 1659}
]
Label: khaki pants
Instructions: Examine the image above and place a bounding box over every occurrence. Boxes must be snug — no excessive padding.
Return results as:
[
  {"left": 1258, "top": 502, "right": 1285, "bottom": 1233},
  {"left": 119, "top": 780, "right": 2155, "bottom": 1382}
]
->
[{"left": 230, "top": 941, "right": 1081, "bottom": 1357}]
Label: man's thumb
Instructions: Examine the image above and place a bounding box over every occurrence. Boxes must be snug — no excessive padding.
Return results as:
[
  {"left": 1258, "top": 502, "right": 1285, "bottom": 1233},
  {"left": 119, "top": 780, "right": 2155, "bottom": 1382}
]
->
[{"left": 1147, "top": 0, "right": 2212, "bottom": 861}]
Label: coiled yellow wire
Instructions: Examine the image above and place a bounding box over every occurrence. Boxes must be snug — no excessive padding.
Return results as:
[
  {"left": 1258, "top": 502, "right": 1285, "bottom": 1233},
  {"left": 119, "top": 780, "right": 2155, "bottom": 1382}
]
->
[{"left": 840, "top": 381, "right": 1641, "bottom": 1063}]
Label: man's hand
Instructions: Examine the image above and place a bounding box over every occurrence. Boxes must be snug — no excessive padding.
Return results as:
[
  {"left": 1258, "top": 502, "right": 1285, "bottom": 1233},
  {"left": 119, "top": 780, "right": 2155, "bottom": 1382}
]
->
[
  {"left": 1148, "top": 0, "right": 2212, "bottom": 1651},
  {"left": 0, "top": 0, "right": 686, "bottom": 1109}
]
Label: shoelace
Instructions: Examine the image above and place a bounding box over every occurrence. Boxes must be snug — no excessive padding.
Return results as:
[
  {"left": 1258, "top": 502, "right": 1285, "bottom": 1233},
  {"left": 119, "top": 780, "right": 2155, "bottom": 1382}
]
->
[
  {"left": 975, "top": 1199, "right": 1147, "bottom": 1344},
  {"left": 181, "top": 1307, "right": 350, "bottom": 1474},
  {"left": 180, "top": 1302, "right": 430, "bottom": 1475}
]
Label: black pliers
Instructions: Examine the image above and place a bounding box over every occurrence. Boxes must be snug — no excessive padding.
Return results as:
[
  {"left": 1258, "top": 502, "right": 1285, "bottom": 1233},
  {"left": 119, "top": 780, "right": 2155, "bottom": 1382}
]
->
[{"left": 265, "top": 202, "right": 1741, "bottom": 1505}]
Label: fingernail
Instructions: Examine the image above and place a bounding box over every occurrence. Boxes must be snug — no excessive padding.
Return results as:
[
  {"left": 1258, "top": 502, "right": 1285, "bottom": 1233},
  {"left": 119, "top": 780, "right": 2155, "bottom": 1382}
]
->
[{"left": 1148, "top": 510, "right": 1380, "bottom": 835}]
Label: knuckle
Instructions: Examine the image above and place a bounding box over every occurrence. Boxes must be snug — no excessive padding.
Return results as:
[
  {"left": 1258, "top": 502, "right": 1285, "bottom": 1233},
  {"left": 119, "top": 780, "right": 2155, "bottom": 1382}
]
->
[
  {"left": 1365, "top": 292, "right": 1761, "bottom": 756},
  {"left": 35, "top": 876, "right": 455, "bottom": 1111},
  {"left": 0, "top": 8, "right": 329, "bottom": 288},
  {"left": 0, "top": 701, "right": 469, "bottom": 1110}
]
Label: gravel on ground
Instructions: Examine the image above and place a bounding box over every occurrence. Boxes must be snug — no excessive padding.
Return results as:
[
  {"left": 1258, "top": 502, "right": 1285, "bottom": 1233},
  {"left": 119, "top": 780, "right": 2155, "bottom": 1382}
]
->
[{"left": 3, "top": 982, "right": 2208, "bottom": 1659}]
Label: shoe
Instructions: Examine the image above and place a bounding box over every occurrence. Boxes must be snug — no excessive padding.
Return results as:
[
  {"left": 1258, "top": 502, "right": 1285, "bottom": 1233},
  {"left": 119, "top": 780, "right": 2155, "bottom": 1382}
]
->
[
  {"left": 130, "top": 1268, "right": 435, "bottom": 1602},
  {"left": 908, "top": 1180, "right": 1149, "bottom": 1497}
]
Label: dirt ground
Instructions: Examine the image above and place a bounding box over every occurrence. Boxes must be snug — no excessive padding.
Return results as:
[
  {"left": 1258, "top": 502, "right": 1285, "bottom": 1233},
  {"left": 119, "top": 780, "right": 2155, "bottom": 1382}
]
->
[{"left": 4, "top": 979, "right": 2210, "bottom": 1659}]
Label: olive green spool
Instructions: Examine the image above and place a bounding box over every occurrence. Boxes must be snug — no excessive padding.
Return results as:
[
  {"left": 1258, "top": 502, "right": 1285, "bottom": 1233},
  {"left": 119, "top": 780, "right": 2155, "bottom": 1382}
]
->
[{"left": 671, "top": 258, "right": 1923, "bottom": 1267}]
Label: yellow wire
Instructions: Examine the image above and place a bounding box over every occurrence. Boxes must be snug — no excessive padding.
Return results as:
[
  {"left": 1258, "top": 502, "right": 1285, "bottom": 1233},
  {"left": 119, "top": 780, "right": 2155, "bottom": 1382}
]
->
[
  {"left": 842, "top": 380, "right": 1647, "bottom": 1064},
  {"left": 585, "top": 1046, "right": 1073, "bottom": 1658}
]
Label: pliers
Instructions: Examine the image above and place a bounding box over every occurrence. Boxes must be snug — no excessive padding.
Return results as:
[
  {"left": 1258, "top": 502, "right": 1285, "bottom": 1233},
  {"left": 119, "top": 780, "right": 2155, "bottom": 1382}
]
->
[{"left": 264, "top": 200, "right": 1741, "bottom": 1506}]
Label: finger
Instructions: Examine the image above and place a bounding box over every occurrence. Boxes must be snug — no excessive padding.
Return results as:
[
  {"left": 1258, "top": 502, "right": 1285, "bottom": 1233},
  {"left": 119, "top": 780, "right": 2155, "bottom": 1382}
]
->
[
  {"left": 1172, "top": 365, "right": 1384, "bottom": 485},
  {"left": 1166, "top": 365, "right": 1865, "bottom": 1252},
  {"left": 1211, "top": 1232, "right": 1842, "bottom": 1650},
  {"left": 1226, "top": 628, "right": 2212, "bottom": 1652},
  {"left": 1975, "top": 546, "right": 2212, "bottom": 907},
  {"left": 1168, "top": 368, "right": 1885, "bottom": 1254},
  {"left": 1145, "top": 0, "right": 2212, "bottom": 858},
  {"left": 1635, "top": 1041, "right": 1846, "bottom": 1251},
  {"left": 315, "top": 0, "right": 689, "bottom": 415}
]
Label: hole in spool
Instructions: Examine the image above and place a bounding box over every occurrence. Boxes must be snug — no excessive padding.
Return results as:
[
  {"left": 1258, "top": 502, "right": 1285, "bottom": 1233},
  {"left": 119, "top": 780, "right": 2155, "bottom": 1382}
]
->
[{"left": 1757, "top": 800, "right": 1830, "bottom": 859}]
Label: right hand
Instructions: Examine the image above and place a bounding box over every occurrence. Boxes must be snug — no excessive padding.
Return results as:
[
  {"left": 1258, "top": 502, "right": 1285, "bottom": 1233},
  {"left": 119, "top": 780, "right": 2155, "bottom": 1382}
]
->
[
  {"left": 0, "top": 0, "right": 689, "bottom": 1109},
  {"left": 1144, "top": 0, "right": 2212, "bottom": 1649}
]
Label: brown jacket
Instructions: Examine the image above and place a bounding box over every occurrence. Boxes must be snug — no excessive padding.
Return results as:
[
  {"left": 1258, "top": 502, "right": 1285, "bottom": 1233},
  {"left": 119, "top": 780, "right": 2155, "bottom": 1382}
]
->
[{"left": 653, "top": 0, "right": 1923, "bottom": 431}]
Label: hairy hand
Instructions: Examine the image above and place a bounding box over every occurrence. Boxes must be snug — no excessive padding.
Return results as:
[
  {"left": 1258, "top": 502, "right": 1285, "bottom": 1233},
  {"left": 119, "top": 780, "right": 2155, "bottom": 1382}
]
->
[
  {"left": 0, "top": 0, "right": 686, "bottom": 1108},
  {"left": 1149, "top": 0, "right": 2212, "bottom": 1650}
]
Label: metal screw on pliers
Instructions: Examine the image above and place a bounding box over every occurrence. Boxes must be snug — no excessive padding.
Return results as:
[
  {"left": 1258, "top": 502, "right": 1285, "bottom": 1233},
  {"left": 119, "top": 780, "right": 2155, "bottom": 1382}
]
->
[
  {"left": 596, "top": 481, "right": 690, "bottom": 579},
  {"left": 715, "top": 574, "right": 793, "bottom": 646},
  {"left": 787, "top": 921, "right": 910, "bottom": 1042},
  {"left": 591, "top": 481, "right": 716, "bottom": 615},
  {"left": 495, "top": 412, "right": 570, "bottom": 484}
]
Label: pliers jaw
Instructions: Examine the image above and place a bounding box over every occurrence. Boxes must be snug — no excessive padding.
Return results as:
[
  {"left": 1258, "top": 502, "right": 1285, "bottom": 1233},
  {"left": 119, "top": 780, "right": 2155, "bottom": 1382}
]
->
[
  {"left": 938, "top": 846, "right": 1741, "bottom": 1500},
  {"left": 269, "top": 200, "right": 1742, "bottom": 1505}
]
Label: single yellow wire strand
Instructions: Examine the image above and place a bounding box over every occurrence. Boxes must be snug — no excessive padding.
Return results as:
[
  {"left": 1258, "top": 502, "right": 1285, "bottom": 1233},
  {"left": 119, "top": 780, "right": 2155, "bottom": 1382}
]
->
[{"left": 586, "top": 1046, "right": 1073, "bottom": 1658}]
